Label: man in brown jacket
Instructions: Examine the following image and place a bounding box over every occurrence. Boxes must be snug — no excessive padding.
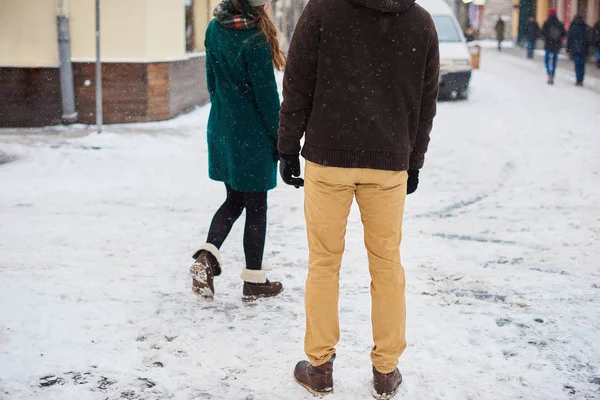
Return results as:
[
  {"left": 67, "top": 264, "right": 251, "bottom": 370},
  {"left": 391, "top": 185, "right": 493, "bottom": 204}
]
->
[{"left": 278, "top": 0, "right": 439, "bottom": 398}]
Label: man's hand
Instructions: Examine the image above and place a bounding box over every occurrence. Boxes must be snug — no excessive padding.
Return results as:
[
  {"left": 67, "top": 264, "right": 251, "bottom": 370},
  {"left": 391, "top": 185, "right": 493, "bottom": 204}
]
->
[
  {"left": 279, "top": 154, "right": 304, "bottom": 188},
  {"left": 407, "top": 169, "right": 419, "bottom": 195}
]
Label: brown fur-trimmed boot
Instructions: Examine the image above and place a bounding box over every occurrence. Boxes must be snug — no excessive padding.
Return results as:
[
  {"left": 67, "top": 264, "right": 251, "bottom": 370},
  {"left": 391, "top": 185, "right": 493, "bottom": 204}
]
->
[
  {"left": 190, "top": 244, "right": 222, "bottom": 301},
  {"left": 372, "top": 367, "right": 402, "bottom": 400},
  {"left": 294, "top": 356, "right": 335, "bottom": 396},
  {"left": 240, "top": 267, "right": 283, "bottom": 302}
]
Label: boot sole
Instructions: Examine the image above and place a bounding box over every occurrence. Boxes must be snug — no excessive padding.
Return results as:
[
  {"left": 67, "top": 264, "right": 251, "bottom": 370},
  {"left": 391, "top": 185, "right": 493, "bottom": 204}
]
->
[
  {"left": 372, "top": 376, "right": 402, "bottom": 400},
  {"left": 294, "top": 375, "right": 333, "bottom": 397},
  {"left": 190, "top": 262, "right": 214, "bottom": 301},
  {"left": 372, "top": 389, "right": 398, "bottom": 400},
  {"left": 242, "top": 287, "right": 284, "bottom": 303}
]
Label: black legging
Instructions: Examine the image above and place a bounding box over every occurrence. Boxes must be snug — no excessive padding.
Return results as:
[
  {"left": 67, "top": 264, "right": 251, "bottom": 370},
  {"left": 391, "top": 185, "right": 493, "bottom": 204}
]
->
[{"left": 204, "top": 184, "right": 267, "bottom": 271}]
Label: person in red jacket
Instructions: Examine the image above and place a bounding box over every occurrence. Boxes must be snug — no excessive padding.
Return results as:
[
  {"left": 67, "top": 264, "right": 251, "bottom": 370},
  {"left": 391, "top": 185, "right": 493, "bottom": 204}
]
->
[{"left": 278, "top": 0, "right": 439, "bottom": 397}]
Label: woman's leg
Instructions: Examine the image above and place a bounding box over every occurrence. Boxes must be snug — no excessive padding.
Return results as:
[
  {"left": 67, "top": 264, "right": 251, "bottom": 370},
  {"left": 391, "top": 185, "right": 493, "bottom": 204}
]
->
[
  {"left": 205, "top": 184, "right": 245, "bottom": 250},
  {"left": 242, "top": 191, "right": 268, "bottom": 271},
  {"left": 239, "top": 191, "right": 282, "bottom": 300},
  {"left": 191, "top": 184, "right": 243, "bottom": 299}
]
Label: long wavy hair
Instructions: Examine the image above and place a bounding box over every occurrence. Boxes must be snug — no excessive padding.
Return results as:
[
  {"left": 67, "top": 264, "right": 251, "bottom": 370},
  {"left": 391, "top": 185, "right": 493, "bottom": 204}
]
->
[{"left": 254, "top": 6, "right": 286, "bottom": 71}]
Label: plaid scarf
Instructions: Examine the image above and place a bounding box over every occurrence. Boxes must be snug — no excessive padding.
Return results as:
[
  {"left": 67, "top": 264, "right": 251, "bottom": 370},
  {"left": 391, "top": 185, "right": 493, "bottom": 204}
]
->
[{"left": 214, "top": 0, "right": 261, "bottom": 30}]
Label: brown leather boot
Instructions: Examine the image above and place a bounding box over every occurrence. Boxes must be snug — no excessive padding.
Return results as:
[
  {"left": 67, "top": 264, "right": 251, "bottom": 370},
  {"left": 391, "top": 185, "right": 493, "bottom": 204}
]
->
[
  {"left": 294, "top": 358, "right": 334, "bottom": 396},
  {"left": 242, "top": 280, "right": 283, "bottom": 302},
  {"left": 190, "top": 249, "right": 220, "bottom": 301},
  {"left": 372, "top": 367, "right": 402, "bottom": 400}
]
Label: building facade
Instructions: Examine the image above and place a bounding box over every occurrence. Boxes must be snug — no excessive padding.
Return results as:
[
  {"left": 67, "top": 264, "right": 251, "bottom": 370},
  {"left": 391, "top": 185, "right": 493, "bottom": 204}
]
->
[
  {"left": 446, "top": 0, "right": 514, "bottom": 40},
  {"left": 479, "top": 0, "right": 515, "bottom": 40},
  {"left": 0, "top": 0, "right": 221, "bottom": 127}
]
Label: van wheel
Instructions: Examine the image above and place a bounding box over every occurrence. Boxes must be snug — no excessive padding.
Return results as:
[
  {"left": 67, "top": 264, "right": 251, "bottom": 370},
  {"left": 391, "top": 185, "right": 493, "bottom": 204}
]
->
[{"left": 458, "top": 90, "right": 469, "bottom": 100}]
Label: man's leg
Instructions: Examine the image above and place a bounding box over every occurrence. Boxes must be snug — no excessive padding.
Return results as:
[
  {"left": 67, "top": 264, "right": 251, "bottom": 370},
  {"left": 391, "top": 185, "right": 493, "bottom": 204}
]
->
[
  {"left": 304, "top": 161, "right": 357, "bottom": 366},
  {"left": 578, "top": 56, "right": 586, "bottom": 83},
  {"left": 574, "top": 56, "right": 581, "bottom": 82},
  {"left": 355, "top": 169, "right": 408, "bottom": 374},
  {"left": 527, "top": 40, "right": 534, "bottom": 58},
  {"left": 545, "top": 50, "right": 551, "bottom": 75},
  {"left": 551, "top": 51, "right": 559, "bottom": 77}
]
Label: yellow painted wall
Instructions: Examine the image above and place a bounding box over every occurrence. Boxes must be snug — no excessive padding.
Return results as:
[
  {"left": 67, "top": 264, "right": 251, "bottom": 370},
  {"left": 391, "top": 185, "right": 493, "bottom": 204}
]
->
[
  {"left": 146, "top": 0, "right": 186, "bottom": 59},
  {"left": 193, "top": 0, "right": 219, "bottom": 51},
  {"left": 100, "top": 0, "right": 147, "bottom": 59},
  {"left": 70, "top": 0, "right": 147, "bottom": 60},
  {"left": 512, "top": 0, "right": 520, "bottom": 37},
  {"left": 194, "top": 0, "right": 210, "bottom": 51},
  {"left": 1, "top": 0, "right": 190, "bottom": 65},
  {"left": 69, "top": 0, "right": 95, "bottom": 59},
  {"left": 537, "top": 0, "right": 552, "bottom": 24},
  {"left": 71, "top": 0, "right": 185, "bottom": 60},
  {"left": 0, "top": 0, "right": 59, "bottom": 67}
]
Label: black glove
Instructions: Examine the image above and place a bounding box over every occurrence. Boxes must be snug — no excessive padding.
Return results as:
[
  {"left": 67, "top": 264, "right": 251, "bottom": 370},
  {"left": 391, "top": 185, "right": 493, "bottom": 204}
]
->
[
  {"left": 273, "top": 149, "right": 280, "bottom": 162},
  {"left": 279, "top": 154, "right": 304, "bottom": 188},
  {"left": 407, "top": 169, "right": 419, "bottom": 195}
]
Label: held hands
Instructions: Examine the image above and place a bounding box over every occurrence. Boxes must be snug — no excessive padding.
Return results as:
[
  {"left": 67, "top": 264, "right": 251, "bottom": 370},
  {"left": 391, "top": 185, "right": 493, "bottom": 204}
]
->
[{"left": 279, "top": 154, "right": 304, "bottom": 189}]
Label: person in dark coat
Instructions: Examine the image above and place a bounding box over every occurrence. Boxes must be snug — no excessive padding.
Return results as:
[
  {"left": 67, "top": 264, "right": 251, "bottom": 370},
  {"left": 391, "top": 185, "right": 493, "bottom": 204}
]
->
[
  {"left": 278, "top": 0, "right": 439, "bottom": 396},
  {"left": 542, "top": 9, "right": 566, "bottom": 84},
  {"left": 525, "top": 16, "right": 540, "bottom": 59},
  {"left": 495, "top": 17, "right": 506, "bottom": 51},
  {"left": 189, "top": 0, "right": 286, "bottom": 302},
  {"left": 567, "top": 15, "right": 592, "bottom": 86},
  {"left": 593, "top": 19, "right": 600, "bottom": 68}
]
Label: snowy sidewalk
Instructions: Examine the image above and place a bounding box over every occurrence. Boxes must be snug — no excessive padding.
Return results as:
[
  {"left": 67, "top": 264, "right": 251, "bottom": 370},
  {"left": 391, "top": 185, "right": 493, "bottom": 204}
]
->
[{"left": 1, "top": 51, "right": 600, "bottom": 400}]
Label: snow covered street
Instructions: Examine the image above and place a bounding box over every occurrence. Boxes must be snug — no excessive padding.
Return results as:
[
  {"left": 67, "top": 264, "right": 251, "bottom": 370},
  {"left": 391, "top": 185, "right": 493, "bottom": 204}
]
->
[{"left": 1, "top": 50, "right": 600, "bottom": 399}]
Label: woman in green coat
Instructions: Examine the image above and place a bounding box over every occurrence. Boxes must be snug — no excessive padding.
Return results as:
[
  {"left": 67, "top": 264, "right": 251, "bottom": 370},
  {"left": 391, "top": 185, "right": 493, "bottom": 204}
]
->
[{"left": 190, "top": 0, "right": 285, "bottom": 302}]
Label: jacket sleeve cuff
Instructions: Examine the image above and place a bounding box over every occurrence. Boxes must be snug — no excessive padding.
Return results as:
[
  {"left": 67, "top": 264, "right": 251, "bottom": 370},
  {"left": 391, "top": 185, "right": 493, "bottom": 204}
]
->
[
  {"left": 409, "top": 153, "right": 425, "bottom": 170},
  {"left": 277, "top": 136, "right": 302, "bottom": 156}
]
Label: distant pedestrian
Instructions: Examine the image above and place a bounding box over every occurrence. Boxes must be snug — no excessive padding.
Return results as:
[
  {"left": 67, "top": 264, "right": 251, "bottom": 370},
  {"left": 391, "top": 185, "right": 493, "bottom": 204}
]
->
[
  {"left": 190, "top": 0, "right": 285, "bottom": 302},
  {"left": 525, "top": 16, "right": 540, "bottom": 59},
  {"left": 567, "top": 15, "right": 592, "bottom": 86},
  {"left": 496, "top": 17, "right": 506, "bottom": 51},
  {"left": 593, "top": 19, "right": 600, "bottom": 68},
  {"left": 542, "top": 9, "right": 566, "bottom": 84}
]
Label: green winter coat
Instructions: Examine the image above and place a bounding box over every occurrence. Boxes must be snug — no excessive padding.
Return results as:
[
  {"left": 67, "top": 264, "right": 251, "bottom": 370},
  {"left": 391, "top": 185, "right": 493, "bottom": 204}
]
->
[{"left": 205, "top": 19, "right": 280, "bottom": 192}]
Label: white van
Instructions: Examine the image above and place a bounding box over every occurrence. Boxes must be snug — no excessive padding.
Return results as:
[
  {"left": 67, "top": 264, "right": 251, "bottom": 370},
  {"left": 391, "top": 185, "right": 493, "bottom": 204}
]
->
[{"left": 418, "top": 0, "right": 473, "bottom": 99}]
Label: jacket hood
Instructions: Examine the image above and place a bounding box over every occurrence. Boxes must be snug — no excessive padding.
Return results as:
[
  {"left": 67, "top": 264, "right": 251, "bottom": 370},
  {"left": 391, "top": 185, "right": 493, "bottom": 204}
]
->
[{"left": 348, "top": 0, "right": 415, "bottom": 13}]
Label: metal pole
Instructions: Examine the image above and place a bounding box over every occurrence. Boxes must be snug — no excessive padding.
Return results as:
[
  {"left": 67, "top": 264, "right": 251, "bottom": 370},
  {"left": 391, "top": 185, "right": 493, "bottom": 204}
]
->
[
  {"left": 57, "top": 0, "right": 78, "bottom": 123},
  {"left": 95, "top": 0, "right": 103, "bottom": 133}
]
